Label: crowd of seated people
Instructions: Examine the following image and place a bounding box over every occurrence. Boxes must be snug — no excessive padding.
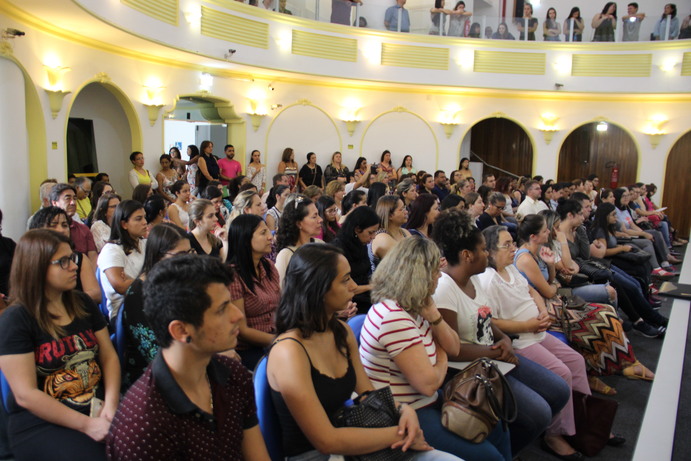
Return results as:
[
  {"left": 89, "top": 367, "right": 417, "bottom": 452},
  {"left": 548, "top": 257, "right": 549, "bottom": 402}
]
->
[{"left": 0, "top": 143, "right": 687, "bottom": 460}]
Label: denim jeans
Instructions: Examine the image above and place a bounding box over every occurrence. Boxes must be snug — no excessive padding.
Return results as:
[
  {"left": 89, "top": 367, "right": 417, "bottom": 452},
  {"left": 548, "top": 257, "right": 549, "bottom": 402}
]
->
[
  {"left": 416, "top": 392, "right": 512, "bottom": 461},
  {"left": 611, "top": 265, "right": 667, "bottom": 325},
  {"left": 572, "top": 282, "right": 615, "bottom": 308},
  {"left": 507, "top": 354, "right": 570, "bottom": 454}
]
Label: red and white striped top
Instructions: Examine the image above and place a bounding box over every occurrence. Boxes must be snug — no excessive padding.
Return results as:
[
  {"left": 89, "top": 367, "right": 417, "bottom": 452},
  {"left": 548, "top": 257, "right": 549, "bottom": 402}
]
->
[{"left": 359, "top": 300, "right": 438, "bottom": 409}]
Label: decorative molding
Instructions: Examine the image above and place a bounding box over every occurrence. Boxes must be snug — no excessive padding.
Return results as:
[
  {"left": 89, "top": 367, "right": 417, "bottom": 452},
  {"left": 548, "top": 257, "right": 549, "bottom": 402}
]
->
[
  {"left": 381, "top": 43, "right": 449, "bottom": 70},
  {"left": 121, "top": 0, "right": 179, "bottom": 26},
  {"left": 474, "top": 51, "right": 546, "bottom": 75},
  {"left": 45, "top": 89, "right": 71, "bottom": 119},
  {"left": 201, "top": 5, "right": 269, "bottom": 49},
  {"left": 292, "top": 30, "right": 357, "bottom": 62},
  {"left": 572, "top": 54, "right": 652, "bottom": 77}
]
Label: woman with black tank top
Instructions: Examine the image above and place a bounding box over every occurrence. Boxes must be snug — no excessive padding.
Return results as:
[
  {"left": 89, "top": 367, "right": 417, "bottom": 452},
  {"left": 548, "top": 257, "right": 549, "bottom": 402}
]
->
[{"left": 267, "top": 244, "right": 454, "bottom": 461}]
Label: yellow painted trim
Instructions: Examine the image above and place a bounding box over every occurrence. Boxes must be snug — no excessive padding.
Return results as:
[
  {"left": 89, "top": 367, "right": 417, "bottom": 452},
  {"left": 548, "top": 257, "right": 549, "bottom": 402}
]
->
[
  {"left": 263, "top": 99, "right": 343, "bottom": 163},
  {"left": 360, "top": 107, "right": 439, "bottom": 170},
  {"left": 121, "top": 0, "right": 178, "bottom": 27},
  {"left": 2, "top": 0, "right": 691, "bottom": 102},
  {"left": 682, "top": 52, "right": 691, "bottom": 76},
  {"left": 201, "top": 5, "right": 269, "bottom": 49},
  {"left": 0, "top": 54, "right": 48, "bottom": 210},
  {"left": 292, "top": 30, "right": 357, "bottom": 62},
  {"left": 555, "top": 118, "right": 642, "bottom": 181},
  {"left": 572, "top": 54, "right": 652, "bottom": 77},
  {"left": 474, "top": 50, "right": 545, "bottom": 75},
  {"left": 381, "top": 43, "right": 449, "bottom": 70}
]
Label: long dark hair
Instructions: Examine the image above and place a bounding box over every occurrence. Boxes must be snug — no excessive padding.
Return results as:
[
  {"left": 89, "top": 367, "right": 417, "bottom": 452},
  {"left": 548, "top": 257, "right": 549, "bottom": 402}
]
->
[
  {"left": 143, "top": 195, "right": 166, "bottom": 224},
  {"left": 354, "top": 157, "right": 367, "bottom": 171},
  {"left": 276, "top": 195, "right": 313, "bottom": 250},
  {"left": 28, "top": 206, "right": 68, "bottom": 231},
  {"left": 275, "top": 244, "right": 349, "bottom": 356},
  {"left": 342, "top": 190, "right": 366, "bottom": 215},
  {"left": 405, "top": 193, "right": 438, "bottom": 231},
  {"left": 187, "top": 144, "right": 200, "bottom": 159},
  {"left": 367, "top": 182, "right": 388, "bottom": 208},
  {"left": 109, "top": 200, "right": 145, "bottom": 255},
  {"left": 227, "top": 214, "right": 274, "bottom": 293},
  {"left": 336, "top": 206, "right": 379, "bottom": 256},
  {"left": 592, "top": 203, "right": 618, "bottom": 240},
  {"left": 140, "top": 223, "right": 189, "bottom": 275},
  {"left": 266, "top": 184, "right": 290, "bottom": 210},
  {"left": 601, "top": 2, "right": 617, "bottom": 19},
  {"left": 92, "top": 193, "right": 121, "bottom": 225},
  {"left": 317, "top": 196, "right": 339, "bottom": 243},
  {"left": 517, "top": 213, "right": 545, "bottom": 245},
  {"left": 9, "top": 229, "right": 86, "bottom": 339},
  {"left": 556, "top": 198, "right": 582, "bottom": 221},
  {"left": 568, "top": 6, "right": 581, "bottom": 19}
]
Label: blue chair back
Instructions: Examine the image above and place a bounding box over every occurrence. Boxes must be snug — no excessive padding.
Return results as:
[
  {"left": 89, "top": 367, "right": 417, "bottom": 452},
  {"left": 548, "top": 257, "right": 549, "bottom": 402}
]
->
[
  {"left": 112, "top": 301, "right": 127, "bottom": 364},
  {"left": 0, "top": 370, "right": 11, "bottom": 410},
  {"left": 253, "top": 356, "right": 284, "bottom": 461},
  {"left": 95, "top": 268, "right": 110, "bottom": 322},
  {"left": 347, "top": 314, "right": 367, "bottom": 346},
  {"left": 547, "top": 330, "right": 568, "bottom": 344}
]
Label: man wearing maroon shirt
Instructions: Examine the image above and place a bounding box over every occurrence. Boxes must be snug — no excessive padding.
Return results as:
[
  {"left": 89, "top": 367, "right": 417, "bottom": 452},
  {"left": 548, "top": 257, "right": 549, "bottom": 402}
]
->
[
  {"left": 106, "top": 256, "right": 270, "bottom": 461},
  {"left": 50, "top": 183, "right": 98, "bottom": 265}
]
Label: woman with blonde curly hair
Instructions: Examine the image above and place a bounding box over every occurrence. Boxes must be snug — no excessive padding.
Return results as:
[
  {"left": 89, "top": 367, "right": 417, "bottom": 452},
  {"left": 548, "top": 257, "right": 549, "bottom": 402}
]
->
[
  {"left": 360, "top": 238, "right": 512, "bottom": 461},
  {"left": 227, "top": 190, "right": 264, "bottom": 224}
]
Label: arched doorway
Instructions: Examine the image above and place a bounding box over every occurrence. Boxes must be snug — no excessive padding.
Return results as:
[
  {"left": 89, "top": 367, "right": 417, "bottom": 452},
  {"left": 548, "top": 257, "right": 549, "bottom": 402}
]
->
[
  {"left": 67, "top": 82, "right": 137, "bottom": 195},
  {"left": 662, "top": 131, "right": 691, "bottom": 238},
  {"left": 557, "top": 122, "right": 638, "bottom": 186},
  {"left": 463, "top": 117, "right": 534, "bottom": 178}
]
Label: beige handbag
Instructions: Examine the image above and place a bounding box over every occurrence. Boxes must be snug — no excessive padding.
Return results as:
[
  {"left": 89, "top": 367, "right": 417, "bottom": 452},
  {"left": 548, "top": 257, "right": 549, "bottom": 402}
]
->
[{"left": 440, "top": 358, "right": 517, "bottom": 443}]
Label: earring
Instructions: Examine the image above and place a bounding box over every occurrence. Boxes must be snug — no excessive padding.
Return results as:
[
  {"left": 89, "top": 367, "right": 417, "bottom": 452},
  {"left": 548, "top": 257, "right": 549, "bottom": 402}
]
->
[{"left": 185, "top": 336, "right": 191, "bottom": 343}]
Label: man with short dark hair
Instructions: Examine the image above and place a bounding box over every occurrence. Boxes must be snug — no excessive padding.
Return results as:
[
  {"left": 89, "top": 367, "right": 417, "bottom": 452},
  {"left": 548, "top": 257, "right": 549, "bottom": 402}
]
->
[
  {"left": 622, "top": 3, "right": 645, "bottom": 41},
  {"left": 107, "top": 256, "right": 270, "bottom": 461},
  {"left": 431, "top": 170, "right": 449, "bottom": 200},
  {"left": 95, "top": 172, "right": 110, "bottom": 183},
  {"left": 482, "top": 173, "right": 496, "bottom": 190},
  {"left": 50, "top": 183, "right": 97, "bottom": 264},
  {"left": 262, "top": 174, "right": 290, "bottom": 205},
  {"left": 515, "top": 180, "right": 548, "bottom": 220},
  {"left": 218, "top": 144, "right": 242, "bottom": 186}
]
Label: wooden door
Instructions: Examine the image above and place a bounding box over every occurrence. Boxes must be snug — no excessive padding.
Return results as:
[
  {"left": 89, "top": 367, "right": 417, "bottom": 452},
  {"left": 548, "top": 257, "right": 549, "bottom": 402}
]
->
[
  {"left": 558, "top": 122, "right": 638, "bottom": 187},
  {"left": 469, "top": 118, "right": 533, "bottom": 178},
  {"left": 662, "top": 131, "right": 691, "bottom": 238}
]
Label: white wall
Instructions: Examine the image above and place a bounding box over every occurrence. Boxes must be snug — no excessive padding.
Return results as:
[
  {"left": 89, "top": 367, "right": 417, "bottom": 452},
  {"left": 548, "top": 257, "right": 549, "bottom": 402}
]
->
[
  {"left": 0, "top": 59, "right": 30, "bottom": 240},
  {"left": 163, "top": 119, "right": 196, "bottom": 158}
]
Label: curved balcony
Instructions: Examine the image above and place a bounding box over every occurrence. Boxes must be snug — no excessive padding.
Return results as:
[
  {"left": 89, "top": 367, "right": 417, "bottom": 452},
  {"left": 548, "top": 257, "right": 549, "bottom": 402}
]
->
[{"left": 39, "top": 0, "right": 688, "bottom": 94}]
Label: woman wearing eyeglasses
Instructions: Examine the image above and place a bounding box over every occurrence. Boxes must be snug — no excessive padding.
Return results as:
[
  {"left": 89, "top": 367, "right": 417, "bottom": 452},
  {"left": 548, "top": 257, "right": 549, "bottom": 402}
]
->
[
  {"left": 29, "top": 206, "right": 101, "bottom": 303},
  {"left": 120, "top": 223, "right": 192, "bottom": 390},
  {"left": 0, "top": 229, "right": 120, "bottom": 460}
]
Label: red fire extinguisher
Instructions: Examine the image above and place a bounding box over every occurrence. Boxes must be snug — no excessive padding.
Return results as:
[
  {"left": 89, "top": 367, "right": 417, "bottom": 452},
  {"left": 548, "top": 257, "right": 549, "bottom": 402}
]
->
[{"left": 610, "top": 164, "right": 619, "bottom": 189}]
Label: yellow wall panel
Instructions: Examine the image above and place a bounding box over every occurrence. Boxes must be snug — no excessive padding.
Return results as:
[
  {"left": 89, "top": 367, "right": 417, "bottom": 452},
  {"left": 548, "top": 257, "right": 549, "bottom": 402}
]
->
[
  {"left": 122, "top": 0, "right": 178, "bottom": 26},
  {"left": 473, "top": 51, "right": 545, "bottom": 75},
  {"left": 572, "top": 54, "right": 652, "bottom": 77},
  {"left": 682, "top": 52, "right": 691, "bottom": 76},
  {"left": 292, "top": 30, "right": 357, "bottom": 62},
  {"left": 201, "top": 5, "right": 269, "bottom": 49},
  {"left": 381, "top": 43, "right": 448, "bottom": 70}
]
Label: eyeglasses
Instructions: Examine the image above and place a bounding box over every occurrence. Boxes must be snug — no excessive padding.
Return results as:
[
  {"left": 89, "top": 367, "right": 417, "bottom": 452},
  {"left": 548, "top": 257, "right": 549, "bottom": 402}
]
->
[
  {"left": 496, "top": 241, "right": 517, "bottom": 250},
  {"left": 165, "top": 249, "right": 197, "bottom": 256},
  {"left": 50, "top": 253, "right": 79, "bottom": 270}
]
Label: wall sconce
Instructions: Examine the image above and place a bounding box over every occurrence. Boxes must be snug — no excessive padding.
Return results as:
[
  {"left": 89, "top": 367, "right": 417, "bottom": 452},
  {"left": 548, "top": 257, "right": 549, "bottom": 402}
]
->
[
  {"left": 438, "top": 105, "right": 461, "bottom": 139},
  {"left": 43, "top": 65, "right": 70, "bottom": 91},
  {"left": 361, "top": 41, "right": 381, "bottom": 64},
  {"left": 643, "top": 115, "right": 668, "bottom": 149},
  {"left": 183, "top": 7, "right": 202, "bottom": 26},
  {"left": 247, "top": 86, "right": 269, "bottom": 131},
  {"left": 45, "top": 89, "right": 71, "bottom": 119},
  {"left": 274, "top": 29, "right": 292, "bottom": 52},
  {"left": 340, "top": 98, "right": 362, "bottom": 136},
  {"left": 658, "top": 58, "right": 679, "bottom": 72},
  {"left": 143, "top": 104, "right": 164, "bottom": 127},
  {"left": 596, "top": 121, "right": 608, "bottom": 132},
  {"left": 454, "top": 49, "right": 474, "bottom": 70},
  {"left": 538, "top": 113, "right": 559, "bottom": 144},
  {"left": 199, "top": 72, "right": 213, "bottom": 93},
  {"left": 340, "top": 120, "right": 359, "bottom": 137},
  {"left": 143, "top": 81, "right": 165, "bottom": 105}
]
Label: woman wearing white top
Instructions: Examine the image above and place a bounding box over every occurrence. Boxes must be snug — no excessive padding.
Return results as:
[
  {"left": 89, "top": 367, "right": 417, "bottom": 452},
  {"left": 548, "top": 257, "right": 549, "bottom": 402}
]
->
[
  {"left": 97, "top": 200, "right": 147, "bottom": 320},
  {"left": 275, "top": 195, "right": 323, "bottom": 287},
  {"left": 266, "top": 185, "right": 290, "bottom": 232},
  {"left": 167, "top": 180, "right": 191, "bottom": 230},
  {"left": 477, "top": 225, "right": 624, "bottom": 460},
  {"left": 90, "top": 193, "right": 121, "bottom": 253},
  {"left": 247, "top": 149, "right": 266, "bottom": 196}
]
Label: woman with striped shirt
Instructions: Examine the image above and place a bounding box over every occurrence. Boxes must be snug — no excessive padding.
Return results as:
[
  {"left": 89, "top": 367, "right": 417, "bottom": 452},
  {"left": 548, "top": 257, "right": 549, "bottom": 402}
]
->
[{"left": 360, "top": 237, "right": 512, "bottom": 461}]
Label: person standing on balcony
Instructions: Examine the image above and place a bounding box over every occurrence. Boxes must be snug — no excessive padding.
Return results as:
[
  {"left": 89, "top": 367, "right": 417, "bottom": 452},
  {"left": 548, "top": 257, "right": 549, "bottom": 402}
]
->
[{"left": 385, "top": 0, "right": 410, "bottom": 32}]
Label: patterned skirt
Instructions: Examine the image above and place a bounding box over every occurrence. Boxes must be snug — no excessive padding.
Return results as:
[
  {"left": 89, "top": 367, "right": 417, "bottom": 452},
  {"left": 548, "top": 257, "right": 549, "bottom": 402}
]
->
[{"left": 547, "top": 301, "right": 636, "bottom": 376}]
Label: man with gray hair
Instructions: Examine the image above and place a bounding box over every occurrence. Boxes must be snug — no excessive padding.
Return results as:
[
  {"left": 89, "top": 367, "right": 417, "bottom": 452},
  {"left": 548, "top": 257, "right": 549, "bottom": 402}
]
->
[
  {"left": 74, "top": 176, "right": 93, "bottom": 221},
  {"left": 26, "top": 178, "right": 58, "bottom": 229}
]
